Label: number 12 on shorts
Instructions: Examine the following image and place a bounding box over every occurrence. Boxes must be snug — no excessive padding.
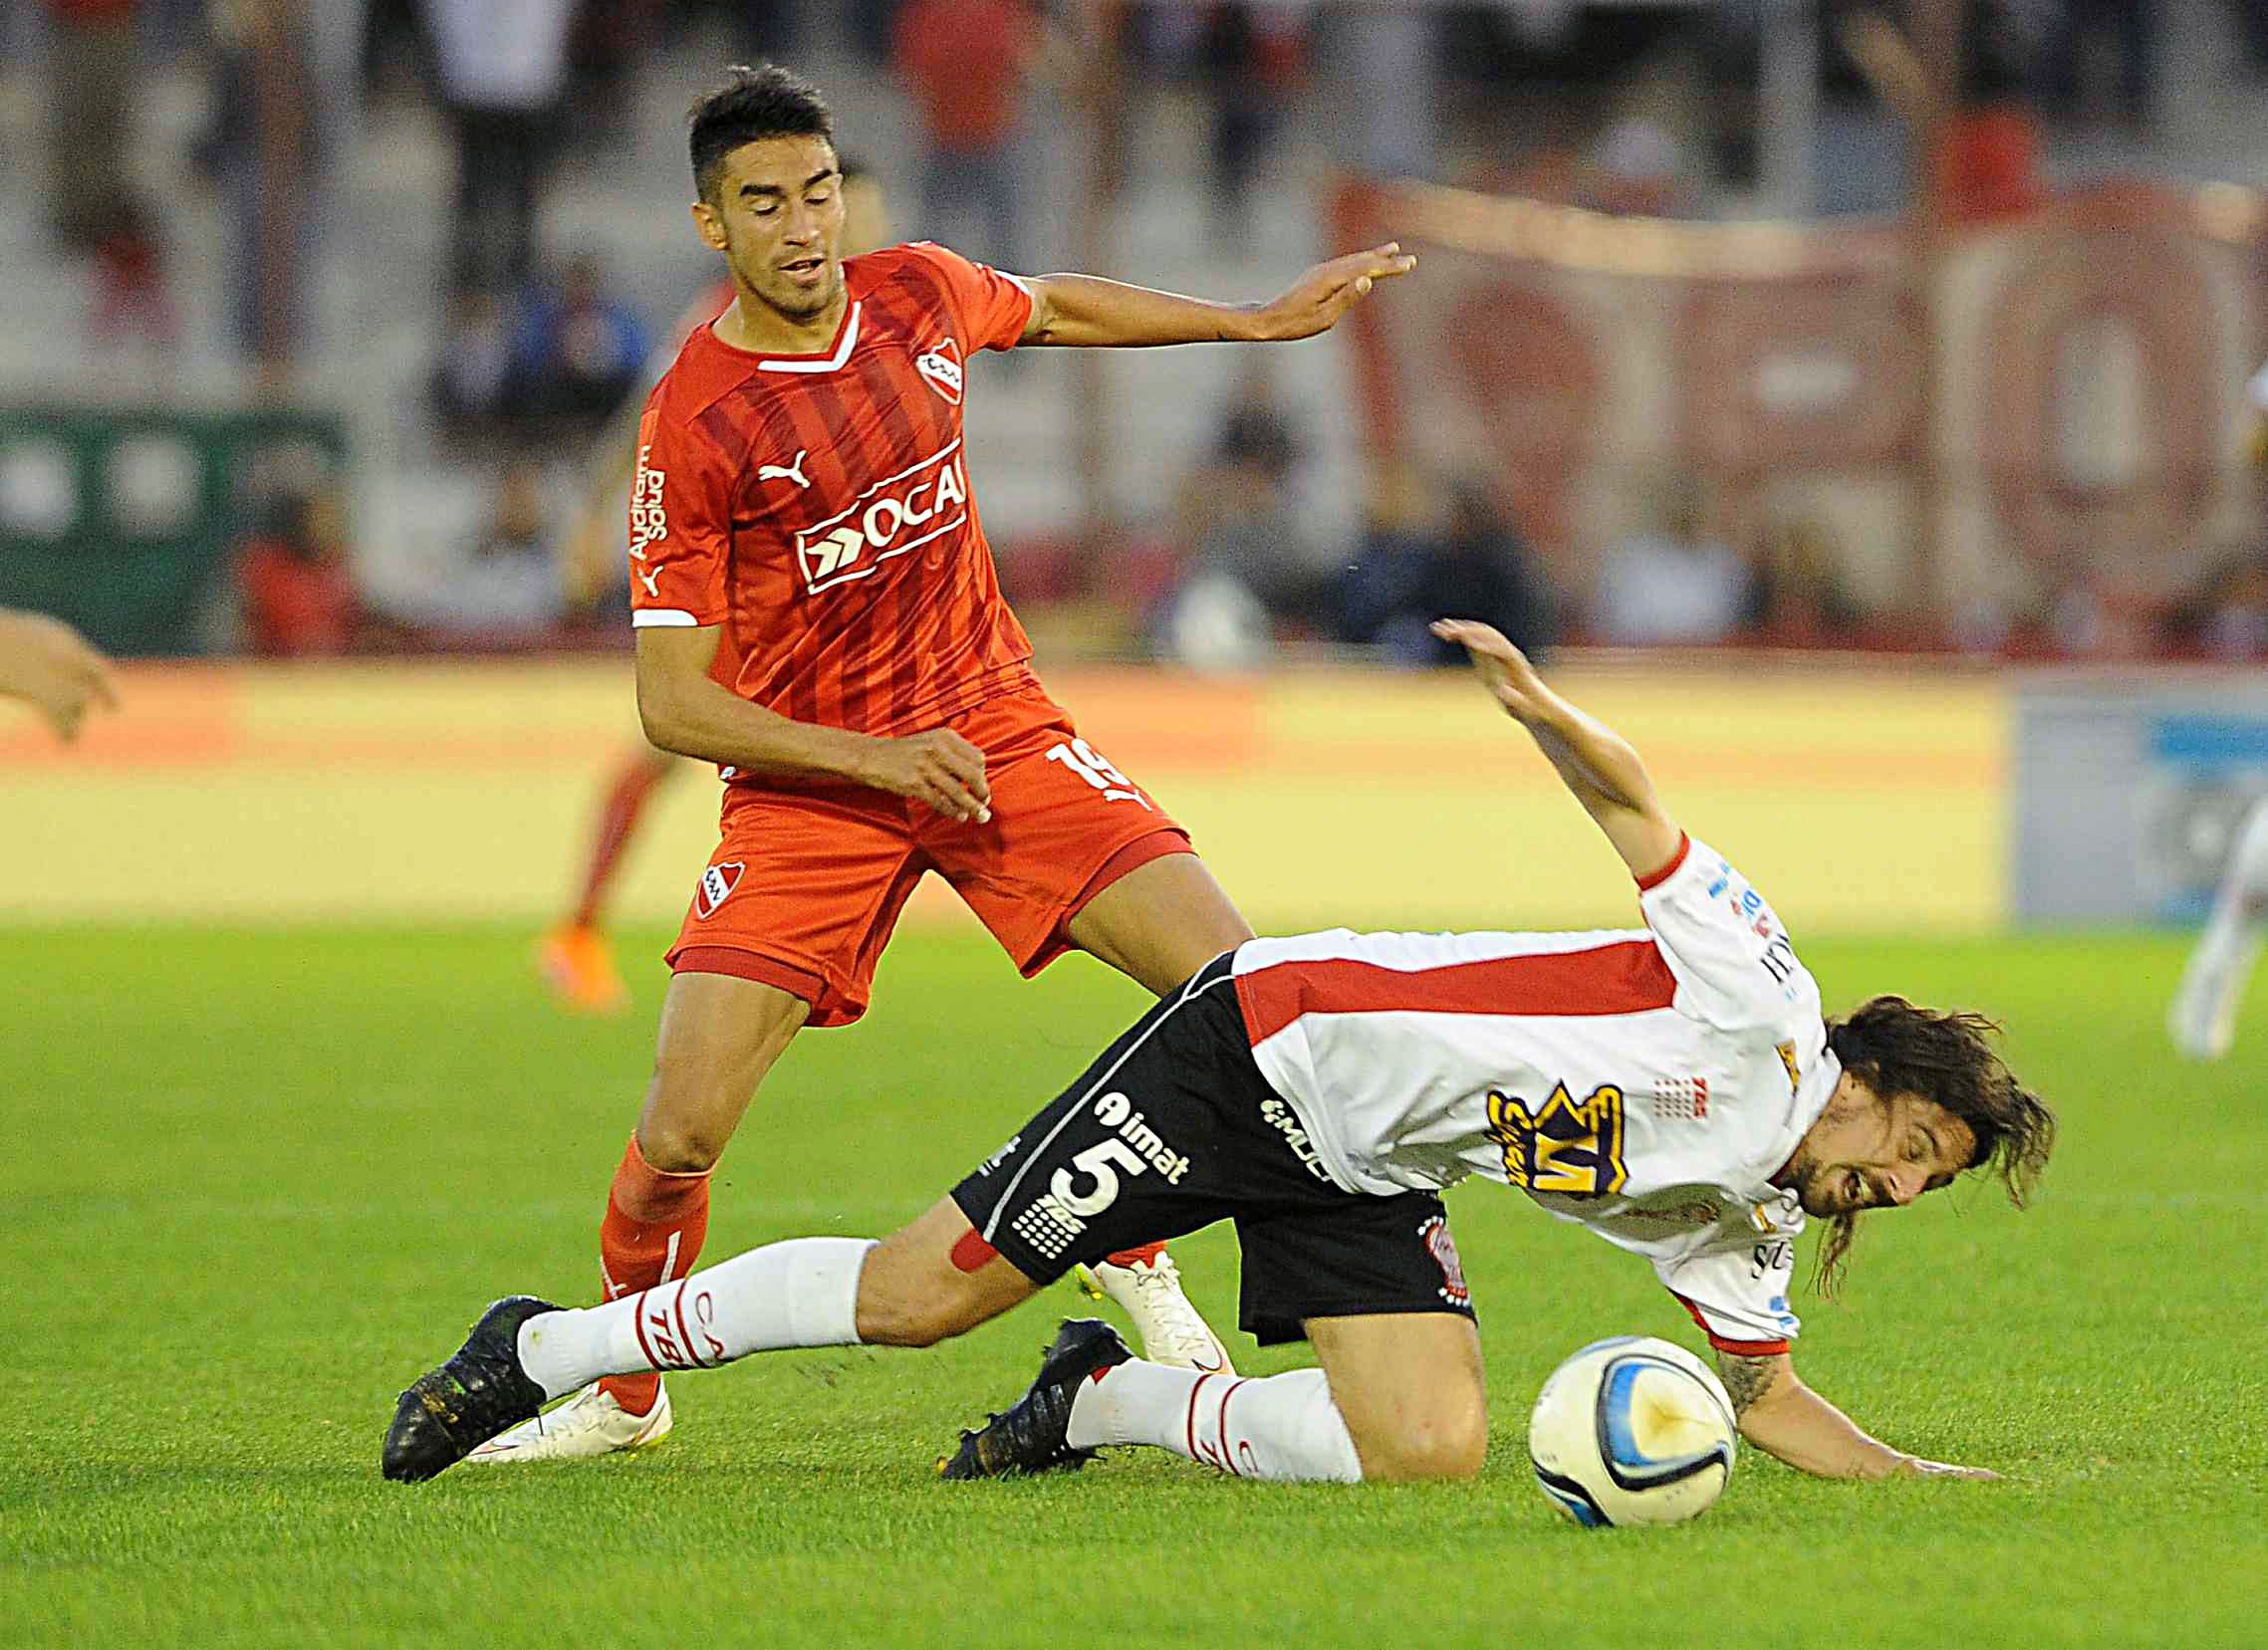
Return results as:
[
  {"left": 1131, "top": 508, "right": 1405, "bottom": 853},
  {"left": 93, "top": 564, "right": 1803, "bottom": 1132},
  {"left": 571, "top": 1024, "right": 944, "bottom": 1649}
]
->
[{"left": 1047, "top": 738, "right": 1149, "bottom": 809}]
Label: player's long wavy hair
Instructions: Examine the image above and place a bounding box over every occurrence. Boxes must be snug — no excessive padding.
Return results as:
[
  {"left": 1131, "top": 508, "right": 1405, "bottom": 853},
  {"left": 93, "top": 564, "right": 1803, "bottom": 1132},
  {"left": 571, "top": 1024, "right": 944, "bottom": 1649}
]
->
[{"left": 1813, "top": 996, "right": 2057, "bottom": 1296}]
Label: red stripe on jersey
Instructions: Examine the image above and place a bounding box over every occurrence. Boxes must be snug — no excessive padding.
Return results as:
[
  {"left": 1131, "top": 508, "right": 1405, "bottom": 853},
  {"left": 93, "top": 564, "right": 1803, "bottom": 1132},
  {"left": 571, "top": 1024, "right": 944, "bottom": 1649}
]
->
[
  {"left": 1634, "top": 832, "right": 1692, "bottom": 892},
  {"left": 1666, "top": 1289, "right": 1791, "bottom": 1357},
  {"left": 1234, "top": 939, "right": 1678, "bottom": 1048}
]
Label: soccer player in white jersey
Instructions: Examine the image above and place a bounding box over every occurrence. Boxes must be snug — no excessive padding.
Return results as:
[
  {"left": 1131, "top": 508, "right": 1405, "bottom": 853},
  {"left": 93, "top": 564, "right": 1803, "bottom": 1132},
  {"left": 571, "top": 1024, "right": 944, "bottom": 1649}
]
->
[{"left": 383, "top": 620, "right": 2055, "bottom": 1487}]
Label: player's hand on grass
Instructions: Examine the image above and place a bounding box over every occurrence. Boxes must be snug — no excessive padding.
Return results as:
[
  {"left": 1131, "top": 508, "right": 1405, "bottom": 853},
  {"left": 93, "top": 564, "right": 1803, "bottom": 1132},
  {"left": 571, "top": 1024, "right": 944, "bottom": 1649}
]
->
[
  {"left": 1431, "top": 618, "right": 1554, "bottom": 724},
  {"left": 0, "top": 608, "right": 120, "bottom": 743},
  {"left": 863, "top": 728, "right": 992, "bottom": 824},
  {"left": 1898, "top": 1455, "right": 2001, "bottom": 1482},
  {"left": 1250, "top": 243, "right": 1416, "bottom": 342}
]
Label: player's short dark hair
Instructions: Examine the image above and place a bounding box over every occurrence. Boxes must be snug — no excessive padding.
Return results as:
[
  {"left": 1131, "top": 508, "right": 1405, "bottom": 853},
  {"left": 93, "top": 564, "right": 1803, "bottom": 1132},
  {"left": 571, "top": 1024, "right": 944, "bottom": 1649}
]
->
[
  {"left": 1812, "top": 996, "right": 2057, "bottom": 1296},
  {"left": 688, "top": 64, "right": 837, "bottom": 205}
]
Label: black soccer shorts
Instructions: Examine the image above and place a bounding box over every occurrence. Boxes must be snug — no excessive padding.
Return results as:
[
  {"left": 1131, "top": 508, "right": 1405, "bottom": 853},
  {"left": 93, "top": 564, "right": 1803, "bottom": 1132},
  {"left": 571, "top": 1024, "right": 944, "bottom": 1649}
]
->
[{"left": 950, "top": 952, "right": 1477, "bottom": 1345}]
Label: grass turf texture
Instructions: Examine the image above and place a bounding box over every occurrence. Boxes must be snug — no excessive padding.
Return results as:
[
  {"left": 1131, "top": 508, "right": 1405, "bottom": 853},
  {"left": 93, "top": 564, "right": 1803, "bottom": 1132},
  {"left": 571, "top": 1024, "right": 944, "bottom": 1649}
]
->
[{"left": 4, "top": 924, "right": 2263, "bottom": 1649}]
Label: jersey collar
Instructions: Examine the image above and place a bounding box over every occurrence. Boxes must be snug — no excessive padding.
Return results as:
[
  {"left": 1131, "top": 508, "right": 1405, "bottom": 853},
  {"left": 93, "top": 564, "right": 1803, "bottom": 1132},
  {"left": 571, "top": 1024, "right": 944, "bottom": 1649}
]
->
[
  {"left": 754, "top": 301, "right": 862, "bottom": 374},
  {"left": 700, "top": 299, "right": 863, "bottom": 374}
]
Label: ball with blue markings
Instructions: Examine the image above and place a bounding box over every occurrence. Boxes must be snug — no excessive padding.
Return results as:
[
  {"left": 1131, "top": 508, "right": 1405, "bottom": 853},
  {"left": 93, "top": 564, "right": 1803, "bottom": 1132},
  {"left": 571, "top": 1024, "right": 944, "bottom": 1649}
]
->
[{"left": 1527, "top": 1335, "right": 1738, "bottom": 1528}]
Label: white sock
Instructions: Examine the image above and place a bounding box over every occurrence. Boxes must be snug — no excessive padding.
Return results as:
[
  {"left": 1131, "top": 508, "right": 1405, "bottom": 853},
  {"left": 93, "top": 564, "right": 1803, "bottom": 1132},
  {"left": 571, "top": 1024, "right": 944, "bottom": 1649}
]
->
[
  {"left": 1066, "top": 1359, "right": 1363, "bottom": 1482},
  {"left": 517, "top": 1237, "right": 876, "bottom": 1401}
]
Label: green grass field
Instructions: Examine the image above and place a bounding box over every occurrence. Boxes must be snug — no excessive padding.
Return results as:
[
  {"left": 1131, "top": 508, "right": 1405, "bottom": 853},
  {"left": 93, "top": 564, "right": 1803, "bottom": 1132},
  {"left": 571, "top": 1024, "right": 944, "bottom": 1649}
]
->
[{"left": 4, "top": 923, "right": 2264, "bottom": 1649}]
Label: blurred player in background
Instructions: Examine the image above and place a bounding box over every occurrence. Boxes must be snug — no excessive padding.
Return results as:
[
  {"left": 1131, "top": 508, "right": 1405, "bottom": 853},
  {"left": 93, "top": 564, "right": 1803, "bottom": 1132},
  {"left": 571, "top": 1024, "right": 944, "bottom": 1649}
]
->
[
  {"left": 385, "top": 620, "right": 2054, "bottom": 1489},
  {"left": 536, "top": 157, "right": 892, "bottom": 1017},
  {"left": 467, "top": 64, "right": 1416, "bottom": 1466},
  {"left": 2167, "top": 357, "right": 2268, "bottom": 1060},
  {"left": 0, "top": 607, "right": 118, "bottom": 743}
]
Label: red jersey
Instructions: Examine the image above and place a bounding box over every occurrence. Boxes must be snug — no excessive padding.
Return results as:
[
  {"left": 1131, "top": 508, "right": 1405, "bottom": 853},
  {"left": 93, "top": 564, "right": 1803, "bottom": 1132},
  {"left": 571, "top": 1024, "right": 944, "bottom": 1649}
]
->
[{"left": 629, "top": 242, "right": 1039, "bottom": 748}]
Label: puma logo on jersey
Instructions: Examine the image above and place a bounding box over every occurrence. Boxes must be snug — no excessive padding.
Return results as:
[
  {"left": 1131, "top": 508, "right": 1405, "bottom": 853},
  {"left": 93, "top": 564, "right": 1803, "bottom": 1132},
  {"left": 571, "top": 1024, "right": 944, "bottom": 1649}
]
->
[
  {"left": 635, "top": 567, "right": 660, "bottom": 597},
  {"left": 915, "top": 338, "right": 964, "bottom": 404},
  {"left": 795, "top": 440, "right": 970, "bottom": 591},
  {"left": 759, "top": 450, "right": 811, "bottom": 489}
]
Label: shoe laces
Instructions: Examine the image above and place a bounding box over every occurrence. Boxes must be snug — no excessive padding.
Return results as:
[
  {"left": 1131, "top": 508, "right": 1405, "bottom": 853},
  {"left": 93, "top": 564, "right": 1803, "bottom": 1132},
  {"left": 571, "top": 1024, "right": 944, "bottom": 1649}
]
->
[
  {"left": 1123, "top": 1255, "right": 1219, "bottom": 1356},
  {"left": 1126, "top": 1251, "right": 1185, "bottom": 1296}
]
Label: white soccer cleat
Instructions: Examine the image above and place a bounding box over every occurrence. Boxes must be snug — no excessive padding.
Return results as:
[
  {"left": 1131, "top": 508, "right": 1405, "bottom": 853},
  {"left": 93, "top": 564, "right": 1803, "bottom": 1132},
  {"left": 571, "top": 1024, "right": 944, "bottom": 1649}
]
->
[
  {"left": 462, "top": 1379, "right": 673, "bottom": 1464},
  {"left": 1076, "top": 1252, "right": 1234, "bottom": 1374},
  {"left": 2171, "top": 800, "right": 2268, "bottom": 1061}
]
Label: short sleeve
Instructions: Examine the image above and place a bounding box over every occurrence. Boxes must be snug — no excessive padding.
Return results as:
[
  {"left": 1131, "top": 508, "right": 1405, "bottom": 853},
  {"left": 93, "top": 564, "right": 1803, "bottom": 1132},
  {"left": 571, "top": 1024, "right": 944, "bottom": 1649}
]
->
[
  {"left": 1638, "top": 835, "right": 1818, "bottom": 1031},
  {"left": 1654, "top": 1238, "right": 1801, "bottom": 1355},
  {"left": 627, "top": 399, "right": 732, "bottom": 629},
  {"left": 901, "top": 240, "right": 1035, "bottom": 353}
]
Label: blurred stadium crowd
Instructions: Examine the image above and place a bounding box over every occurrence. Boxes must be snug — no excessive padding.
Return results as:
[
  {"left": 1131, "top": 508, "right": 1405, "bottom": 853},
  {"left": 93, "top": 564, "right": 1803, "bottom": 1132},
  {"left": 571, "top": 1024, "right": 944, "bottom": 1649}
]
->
[{"left": 7, "top": 0, "right": 2268, "bottom": 666}]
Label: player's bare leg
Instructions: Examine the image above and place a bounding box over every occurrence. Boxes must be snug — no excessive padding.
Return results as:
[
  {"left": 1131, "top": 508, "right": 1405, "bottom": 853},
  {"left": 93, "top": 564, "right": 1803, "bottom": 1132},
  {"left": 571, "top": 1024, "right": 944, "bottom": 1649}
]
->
[
  {"left": 943, "top": 1308, "right": 1484, "bottom": 1485},
  {"left": 1066, "top": 851, "right": 1255, "bottom": 996},
  {"left": 1306, "top": 1312, "right": 1488, "bottom": 1481},
  {"left": 1064, "top": 851, "right": 1257, "bottom": 1368},
  {"left": 633, "top": 970, "right": 812, "bottom": 1172},
  {"left": 538, "top": 746, "right": 684, "bottom": 1015},
  {"left": 466, "top": 971, "right": 809, "bottom": 1464},
  {"left": 852, "top": 1196, "right": 1044, "bottom": 1343}
]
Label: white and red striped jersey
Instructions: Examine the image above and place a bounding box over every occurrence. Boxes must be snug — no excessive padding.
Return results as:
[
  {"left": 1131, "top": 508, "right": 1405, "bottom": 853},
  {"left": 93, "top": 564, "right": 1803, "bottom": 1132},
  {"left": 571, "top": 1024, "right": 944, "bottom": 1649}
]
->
[{"left": 1229, "top": 834, "right": 1834, "bottom": 1353}]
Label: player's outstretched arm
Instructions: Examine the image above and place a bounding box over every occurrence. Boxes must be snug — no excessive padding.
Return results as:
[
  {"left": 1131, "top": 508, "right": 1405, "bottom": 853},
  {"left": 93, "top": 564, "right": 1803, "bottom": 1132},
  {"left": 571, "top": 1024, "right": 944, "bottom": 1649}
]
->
[
  {"left": 0, "top": 607, "right": 119, "bottom": 743},
  {"left": 1018, "top": 244, "right": 1415, "bottom": 348},
  {"left": 1718, "top": 1350, "right": 1999, "bottom": 1482},
  {"left": 1431, "top": 618, "right": 1681, "bottom": 881},
  {"left": 635, "top": 626, "right": 991, "bottom": 822}
]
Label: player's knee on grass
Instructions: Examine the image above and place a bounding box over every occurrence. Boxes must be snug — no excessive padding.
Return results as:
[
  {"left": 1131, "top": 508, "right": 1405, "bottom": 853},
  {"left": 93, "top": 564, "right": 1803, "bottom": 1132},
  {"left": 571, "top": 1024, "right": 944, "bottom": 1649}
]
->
[
  {"left": 1310, "top": 1312, "right": 1489, "bottom": 1483},
  {"left": 1357, "top": 1397, "right": 1489, "bottom": 1483}
]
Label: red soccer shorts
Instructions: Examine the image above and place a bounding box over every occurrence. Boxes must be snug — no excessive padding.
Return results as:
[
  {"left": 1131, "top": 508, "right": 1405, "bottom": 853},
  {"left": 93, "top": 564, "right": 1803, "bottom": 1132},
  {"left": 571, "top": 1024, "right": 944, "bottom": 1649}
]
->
[{"left": 665, "top": 687, "right": 1195, "bottom": 1027}]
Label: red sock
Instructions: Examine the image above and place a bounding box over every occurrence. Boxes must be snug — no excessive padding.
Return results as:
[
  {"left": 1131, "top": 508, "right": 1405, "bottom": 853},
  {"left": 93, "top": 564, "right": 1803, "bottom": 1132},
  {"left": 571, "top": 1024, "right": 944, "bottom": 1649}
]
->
[
  {"left": 598, "top": 1133, "right": 711, "bottom": 1414},
  {"left": 572, "top": 753, "right": 669, "bottom": 929},
  {"left": 1107, "top": 1242, "right": 1166, "bottom": 1267}
]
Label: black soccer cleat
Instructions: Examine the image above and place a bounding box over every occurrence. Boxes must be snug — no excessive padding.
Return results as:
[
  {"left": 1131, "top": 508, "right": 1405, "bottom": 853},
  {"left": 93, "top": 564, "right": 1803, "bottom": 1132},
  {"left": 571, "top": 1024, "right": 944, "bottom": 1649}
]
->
[
  {"left": 381, "top": 1296, "right": 558, "bottom": 1483},
  {"left": 938, "top": 1317, "right": 1133, "bottom": 1481}
]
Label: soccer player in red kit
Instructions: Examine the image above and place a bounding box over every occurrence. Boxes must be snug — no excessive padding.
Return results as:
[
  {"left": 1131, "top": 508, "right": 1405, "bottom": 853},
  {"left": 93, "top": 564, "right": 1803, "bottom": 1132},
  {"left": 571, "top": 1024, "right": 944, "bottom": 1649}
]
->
[
  {"left": 468, "top": 63, "right": 1415, "bottom": 1463},
  {"left": 538, "top": 159, "right": 891, "bottom": 1016}
]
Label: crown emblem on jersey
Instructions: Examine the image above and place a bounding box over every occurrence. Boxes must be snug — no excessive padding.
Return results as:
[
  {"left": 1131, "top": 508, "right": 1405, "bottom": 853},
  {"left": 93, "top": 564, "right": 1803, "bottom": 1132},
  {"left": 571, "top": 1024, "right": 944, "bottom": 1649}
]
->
[
  {"left": 915, "top": 338, "right": 964, "bottom": 404},
  {"left": 695, "top": 861, "right": 744, "bottom": 919}
]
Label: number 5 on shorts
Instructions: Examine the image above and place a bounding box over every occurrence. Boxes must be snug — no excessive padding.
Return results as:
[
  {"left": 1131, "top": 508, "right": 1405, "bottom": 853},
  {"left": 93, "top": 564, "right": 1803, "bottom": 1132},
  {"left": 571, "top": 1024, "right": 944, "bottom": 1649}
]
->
[
  {"left": 1049, "top": 1137, "right": 1148, "bottom": 1217},
  {"left": 1046, "top": 738, "right": 1149, "bottom": 809}
]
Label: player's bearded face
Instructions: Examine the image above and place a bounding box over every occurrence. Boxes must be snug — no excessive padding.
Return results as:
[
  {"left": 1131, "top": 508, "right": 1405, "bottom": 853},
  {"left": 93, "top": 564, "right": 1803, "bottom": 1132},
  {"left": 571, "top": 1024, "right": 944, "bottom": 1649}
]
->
[
  {"left": 1779, "top": 1080, "right": 1974, "bottom": 1217},
  {"left": 701, "top": 136, "right": 848, "bottom": 325}
]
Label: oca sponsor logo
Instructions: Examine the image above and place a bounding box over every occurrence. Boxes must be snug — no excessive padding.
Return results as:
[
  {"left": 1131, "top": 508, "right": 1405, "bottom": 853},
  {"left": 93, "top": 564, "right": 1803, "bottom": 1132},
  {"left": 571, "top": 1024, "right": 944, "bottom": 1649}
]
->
[{"left": 794, "top": 441, "right": 971, "bottom": 592}]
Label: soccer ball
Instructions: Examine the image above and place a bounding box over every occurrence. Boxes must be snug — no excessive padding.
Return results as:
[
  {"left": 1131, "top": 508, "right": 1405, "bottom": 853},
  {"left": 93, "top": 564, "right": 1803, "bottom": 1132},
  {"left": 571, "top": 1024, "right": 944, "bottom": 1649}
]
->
[{"left": 1527, "top": 1335, "right": 1738, "bottom": 1528}]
